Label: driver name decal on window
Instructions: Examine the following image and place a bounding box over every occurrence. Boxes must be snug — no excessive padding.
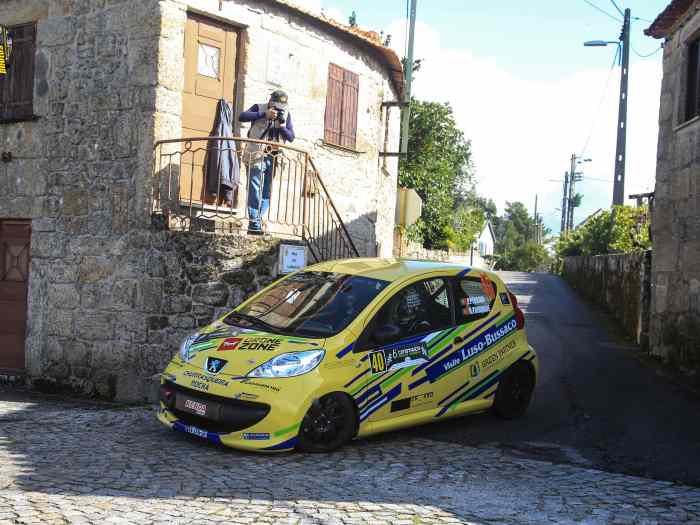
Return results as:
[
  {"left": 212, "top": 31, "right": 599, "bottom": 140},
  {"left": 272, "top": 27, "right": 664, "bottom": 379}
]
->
[{"left": 370, "top": 343, "right": 429, "bottom": 374}]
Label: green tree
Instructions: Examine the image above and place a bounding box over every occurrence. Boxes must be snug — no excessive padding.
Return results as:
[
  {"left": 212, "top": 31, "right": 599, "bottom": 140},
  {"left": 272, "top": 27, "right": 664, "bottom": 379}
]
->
[
  {"left": 399, "top": 100, "right": 474, "bottom": 248},
  {"left": 491, "top": 201, "right": 551, "bottom": 271}
]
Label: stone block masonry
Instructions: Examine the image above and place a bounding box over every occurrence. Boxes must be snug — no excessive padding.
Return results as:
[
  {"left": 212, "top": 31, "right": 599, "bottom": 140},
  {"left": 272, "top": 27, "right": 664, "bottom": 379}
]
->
[{"left": 563, "top": 252, "right": 652, "bottom": 349}]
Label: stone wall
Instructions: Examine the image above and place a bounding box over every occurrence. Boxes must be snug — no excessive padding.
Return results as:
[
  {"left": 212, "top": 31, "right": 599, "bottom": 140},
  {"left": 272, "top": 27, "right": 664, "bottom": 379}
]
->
[
  {"left": 651, "top": 6, "right": 700, "bottom": 371},
  {"left": 563, "top": 252, "right": 652, "bottom": 349}
]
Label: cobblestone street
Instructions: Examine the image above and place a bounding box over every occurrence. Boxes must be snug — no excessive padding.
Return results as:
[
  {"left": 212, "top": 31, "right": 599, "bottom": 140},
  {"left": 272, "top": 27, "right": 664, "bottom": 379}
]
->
[{"left": 1, "top": 394, "right": 699, "bottom": 525}]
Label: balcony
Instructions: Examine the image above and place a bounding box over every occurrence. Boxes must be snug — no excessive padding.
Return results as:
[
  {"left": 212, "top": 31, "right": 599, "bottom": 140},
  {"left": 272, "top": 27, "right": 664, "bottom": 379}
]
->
[{"left": 152, "top": 137, "right": 359, "bottom": 263}]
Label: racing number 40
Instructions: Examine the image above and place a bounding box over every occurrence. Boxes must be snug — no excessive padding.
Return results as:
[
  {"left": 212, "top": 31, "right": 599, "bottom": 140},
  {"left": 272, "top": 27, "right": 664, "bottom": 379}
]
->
[{"left": 370, "top": 351, "right": 387, "bottom": 373}]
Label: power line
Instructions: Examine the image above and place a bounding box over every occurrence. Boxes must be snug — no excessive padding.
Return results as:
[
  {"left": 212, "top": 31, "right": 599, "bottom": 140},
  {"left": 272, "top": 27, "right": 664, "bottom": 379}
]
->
[
  {"left": 579, "top": 44, "right": 620, "bottom": 157},
  {"left": 632, "top": 45, "right": 662, "bottom": 58},
  {"left": 582, "top": 0, "right": 622, "bottom": 23},
  {"left": 632, "top": 16, "right": 653, "bottom": 23},
  {"left": 609, "top": 0, "right": 624, "bottom": 17}
]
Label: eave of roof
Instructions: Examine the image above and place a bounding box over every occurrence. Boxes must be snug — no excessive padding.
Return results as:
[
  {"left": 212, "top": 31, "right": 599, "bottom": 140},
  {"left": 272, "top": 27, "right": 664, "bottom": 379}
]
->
[
  {"left": 645, "top": 0, "right": 698, "bottom": 38},
  {"left": 230, "top": 0, "right": 404, "bottom": 98}
]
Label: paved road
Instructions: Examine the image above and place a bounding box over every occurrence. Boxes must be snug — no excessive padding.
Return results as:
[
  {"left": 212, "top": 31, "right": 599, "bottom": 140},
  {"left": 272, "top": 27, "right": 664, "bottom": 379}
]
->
[
  {"left": 399, "top": 272, "right": 700, "bottom": 486},
  {"left": 1, "top": 394, "right": 700, "bottom": 524}
]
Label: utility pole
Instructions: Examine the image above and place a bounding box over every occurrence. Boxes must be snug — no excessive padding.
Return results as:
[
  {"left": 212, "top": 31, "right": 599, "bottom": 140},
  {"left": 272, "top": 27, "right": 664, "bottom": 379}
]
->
[
  {"left": 533, "top": 195, "right": 539, "bottom": 244},
  {"left": 612, "top": 8, "right": 631, "bottom": 206},
  {"left": 400, "top": 0, "right": 418, "bottom": 155},
  {"left": 567, "top": 154, "right": 577, "bottom": 232},
  {"left": 561, "top": 172, "right": 569, "bottom": 235}
]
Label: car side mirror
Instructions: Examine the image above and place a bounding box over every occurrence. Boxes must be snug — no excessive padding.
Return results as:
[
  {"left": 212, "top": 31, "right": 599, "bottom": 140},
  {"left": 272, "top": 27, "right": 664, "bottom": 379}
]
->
[{"left": 373, "top": 324, "right": 400, "bottom": 345}]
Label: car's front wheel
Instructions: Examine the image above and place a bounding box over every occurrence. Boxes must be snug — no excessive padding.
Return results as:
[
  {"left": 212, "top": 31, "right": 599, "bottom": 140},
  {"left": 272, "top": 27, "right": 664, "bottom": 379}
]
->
[
  {"left": 493, "top": 361, "right": 535, "bottom": 419},
  {"left": 296, "top": 393, "right": 356, "bottom": 453}
]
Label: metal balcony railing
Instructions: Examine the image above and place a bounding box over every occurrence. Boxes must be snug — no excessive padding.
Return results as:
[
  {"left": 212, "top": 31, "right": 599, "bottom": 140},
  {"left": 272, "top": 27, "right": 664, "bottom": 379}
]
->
[{"left": 152, "top": 137, "right": 359, "bottom": 262}]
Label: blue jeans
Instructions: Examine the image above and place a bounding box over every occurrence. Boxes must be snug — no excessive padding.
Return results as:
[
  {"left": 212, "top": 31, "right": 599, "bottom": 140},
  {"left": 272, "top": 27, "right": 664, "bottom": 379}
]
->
[{"left": 247, "top": 156, "right": 273, "bottom": 229}]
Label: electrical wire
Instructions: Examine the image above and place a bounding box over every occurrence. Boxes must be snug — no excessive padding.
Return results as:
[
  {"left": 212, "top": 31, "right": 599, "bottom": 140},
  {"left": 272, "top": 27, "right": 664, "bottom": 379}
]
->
[
  {"left": 609, "top": 0, "right": 624, "bottom": 17},
  {"left": 632, "top": 45, "right": 662, "bottom": 58},
  {"left": 582, "top": 0, "right": 622, "bottom": 23},
  {"left": 632, "top": 16, "right": 653, "bottom": 23},
  {"left": 579, "top": 44, "right": 620, "bottom": 157}
]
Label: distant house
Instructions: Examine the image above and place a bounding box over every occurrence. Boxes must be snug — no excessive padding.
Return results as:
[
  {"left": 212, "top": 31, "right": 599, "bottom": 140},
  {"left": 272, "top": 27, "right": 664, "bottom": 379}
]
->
[
  {"left": 471, "top": 221, "right": 496, "bottom": 269},
  {"left": 645, "top": 1, "right": 700, "bottom": 368}
]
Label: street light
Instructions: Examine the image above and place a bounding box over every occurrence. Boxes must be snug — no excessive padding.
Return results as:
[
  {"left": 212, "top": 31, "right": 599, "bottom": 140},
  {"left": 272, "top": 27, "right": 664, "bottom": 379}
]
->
[
  {"left": 583, "top": 40, "right": 619, "bottom": 47},
  {"left": 583, "top": 8, "right": 631, "bottom": 206}
]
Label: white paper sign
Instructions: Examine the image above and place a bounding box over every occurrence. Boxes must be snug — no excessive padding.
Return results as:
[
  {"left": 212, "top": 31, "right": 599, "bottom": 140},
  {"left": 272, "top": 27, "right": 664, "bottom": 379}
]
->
[{"left": 279, "top": 244, "right": 307, "bottom": 274}]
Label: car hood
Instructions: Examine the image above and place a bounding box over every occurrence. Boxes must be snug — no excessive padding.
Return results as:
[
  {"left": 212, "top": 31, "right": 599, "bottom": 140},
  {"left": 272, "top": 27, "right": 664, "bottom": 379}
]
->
[{"left": 178, "top": 321, "right": 326, "bottom": 377}]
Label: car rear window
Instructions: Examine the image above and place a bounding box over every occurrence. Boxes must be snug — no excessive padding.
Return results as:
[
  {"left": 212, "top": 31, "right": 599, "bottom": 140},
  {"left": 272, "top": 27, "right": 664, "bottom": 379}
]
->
[
  {"left": 455, "top": 273, "right": 498, "bottom": 324},
  {"left": 226, "top": 271, "right": 389, "bottom": 338}
]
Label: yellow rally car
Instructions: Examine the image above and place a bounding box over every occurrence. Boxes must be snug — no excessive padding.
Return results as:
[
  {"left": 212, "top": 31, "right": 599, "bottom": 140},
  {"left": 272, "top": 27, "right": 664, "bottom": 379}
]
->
[{"left": 157, "top": 259, "right": 538, "bottom": 452}]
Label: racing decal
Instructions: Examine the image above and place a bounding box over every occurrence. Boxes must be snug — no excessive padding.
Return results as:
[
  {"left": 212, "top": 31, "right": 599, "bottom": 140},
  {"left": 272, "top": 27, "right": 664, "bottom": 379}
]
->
[
  {"left": 359, "top": 383, "right": 402, "bottom": 422},
  {"left": 344, "top": 368, "right": 370, "bottom": 388},
  {"left": 233, "top": 392, "right": 259, "bottom": 401},
  {"left": 240, "top": 337, "right": 283, "bottom": 351},
  {"left": 240, "top": 380, "right": 281, "bottom": 393},
  {"left": 369, "top": 351, "right": 387, "bottom": 373},
  {"left": 499, "top": 292, "right": 510, "bottom": 305},
  {"left": 422, "top": 315, "right": 517, "bottom": 384},
  {"left": 263, "top": 437, "right": 298, "bottom": 451},
  {"left": 470, "top": 362, "right": 481, "bottom": 377},
  {"left": 184, "top": 370, "right": 229, "bottom": 387},
  {"left": 242, "top": 432, "right": 270, "bottom": 440},
  {"left": 205, "top": 357, "right": 228, "bottom": 375},
  {"left": 218, "top": 337, "right": 242, "bottom": 351},
  {"left": 273, "top": 422, "right": 301, "bottom": 438},
  {"left": 173, "top": 421, "right": 222, "bottom": 445},
  {"left": 335, "top": 342, "right": 354, "bottom": 359},
  {"left": 480, "top": 339, "right": 517, "bottom": 371},
  {"left": 184, "top": 398, "right": 207, "bottom": 416},
  {"left": 369, "top": 342, "right": 429, "bottom": 374},
  {"left": 390, "top": 392, "right": 434, "bottom": 413},
  {"left": 190, "top": 379, "right": 209, "bottom": 391}
]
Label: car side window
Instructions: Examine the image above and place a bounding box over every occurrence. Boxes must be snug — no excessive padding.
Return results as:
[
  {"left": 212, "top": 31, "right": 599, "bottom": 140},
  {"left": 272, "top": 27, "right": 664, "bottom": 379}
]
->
[
  {"left": 454, "top": 273, "right": 498, "bottom": 324},
  {"left": 358, "top": 277, "right": 453, "bottom": 350}
]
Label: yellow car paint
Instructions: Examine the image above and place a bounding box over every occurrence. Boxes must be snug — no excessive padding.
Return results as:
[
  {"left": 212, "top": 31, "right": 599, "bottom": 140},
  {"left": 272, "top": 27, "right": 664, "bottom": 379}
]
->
[{"left": 157, "top": 258, "right": 538, "bottom": 452}]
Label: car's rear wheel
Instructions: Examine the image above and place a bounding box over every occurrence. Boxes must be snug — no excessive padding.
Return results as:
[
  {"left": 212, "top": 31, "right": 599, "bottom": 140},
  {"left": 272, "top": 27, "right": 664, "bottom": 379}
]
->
[
  {"left": 296, "top": 393, "right": 356, "bottom": 453},
  {"left": 493, "top": 361, "right": 535, "bottom": 419}
]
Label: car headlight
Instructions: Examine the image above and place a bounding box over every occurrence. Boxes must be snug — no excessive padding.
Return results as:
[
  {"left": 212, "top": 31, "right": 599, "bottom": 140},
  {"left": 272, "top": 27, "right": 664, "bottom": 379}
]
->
[
  {"left": 247, "top": 350, "right": 325, "bottom": 378},
  {"left": 178, "top": 333, "right": 198, "bottom": 362}
]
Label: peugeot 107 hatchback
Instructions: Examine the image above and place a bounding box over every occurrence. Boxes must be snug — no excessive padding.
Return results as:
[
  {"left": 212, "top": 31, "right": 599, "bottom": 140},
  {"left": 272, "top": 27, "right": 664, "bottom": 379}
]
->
[{"left": 157, "top": 258, "right": 538, "bottom": 452}]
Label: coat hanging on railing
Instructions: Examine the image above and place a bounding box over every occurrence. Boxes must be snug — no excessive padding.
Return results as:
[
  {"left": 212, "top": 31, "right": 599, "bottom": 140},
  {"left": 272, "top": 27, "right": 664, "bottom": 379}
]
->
[{"left": 205, "top": 99, "right": 240, "bottom": 203}]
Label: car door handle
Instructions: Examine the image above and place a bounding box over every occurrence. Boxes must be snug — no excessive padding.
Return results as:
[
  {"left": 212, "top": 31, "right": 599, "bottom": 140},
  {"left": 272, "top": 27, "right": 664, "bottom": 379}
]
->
[{"left": 453, "top": 335, "right": 464, "bottom": 344}]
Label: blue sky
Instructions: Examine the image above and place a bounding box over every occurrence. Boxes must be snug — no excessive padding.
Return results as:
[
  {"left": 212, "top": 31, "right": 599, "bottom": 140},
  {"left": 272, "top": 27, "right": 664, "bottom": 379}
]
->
[{"left": 296, "top": 0, "right": 670, "bottom": 233}]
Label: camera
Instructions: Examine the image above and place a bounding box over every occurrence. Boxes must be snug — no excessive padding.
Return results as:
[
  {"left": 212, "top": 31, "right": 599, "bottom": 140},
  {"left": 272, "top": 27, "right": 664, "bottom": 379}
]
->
[{"left": 273, "top": 105, "right": 286, "bottom": 124}]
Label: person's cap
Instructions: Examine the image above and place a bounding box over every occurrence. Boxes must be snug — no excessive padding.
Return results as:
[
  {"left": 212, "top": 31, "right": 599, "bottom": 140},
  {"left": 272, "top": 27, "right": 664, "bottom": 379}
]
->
[{"left": 270, "top": 89, "right": 288, "bottom": 109}]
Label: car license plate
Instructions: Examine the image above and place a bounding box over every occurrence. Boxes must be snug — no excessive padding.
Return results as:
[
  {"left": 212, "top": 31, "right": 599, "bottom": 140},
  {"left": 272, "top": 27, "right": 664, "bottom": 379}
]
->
[{"left": 176, "top": 395, "right": 217, "bottom": 418}]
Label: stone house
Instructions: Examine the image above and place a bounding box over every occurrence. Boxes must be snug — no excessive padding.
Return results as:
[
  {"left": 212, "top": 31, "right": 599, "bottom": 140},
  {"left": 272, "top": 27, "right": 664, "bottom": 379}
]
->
[
  {"left": 0, "top": 0, "right": 403, "bottom": 399},
  {"left": 646, "top": 0, "right": 700, "bottom": 370}
]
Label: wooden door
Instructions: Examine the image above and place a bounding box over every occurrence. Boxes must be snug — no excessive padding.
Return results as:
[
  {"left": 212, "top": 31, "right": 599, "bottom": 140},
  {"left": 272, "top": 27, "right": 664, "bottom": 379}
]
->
[
  {"left": 0, "top": 220, "right": 31, "bottom": 372},
  {"left": 181, "top": 13, "right": 238, "bottom": 206}
]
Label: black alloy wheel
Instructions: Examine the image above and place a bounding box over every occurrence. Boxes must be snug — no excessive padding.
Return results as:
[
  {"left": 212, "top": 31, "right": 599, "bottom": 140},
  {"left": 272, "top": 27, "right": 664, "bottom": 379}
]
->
[
  {"left": 296, "top": 393, "right": 356, "bottom": 453},
  {"left": 493, "top": 361, "right": 535, "bottom": 419}
]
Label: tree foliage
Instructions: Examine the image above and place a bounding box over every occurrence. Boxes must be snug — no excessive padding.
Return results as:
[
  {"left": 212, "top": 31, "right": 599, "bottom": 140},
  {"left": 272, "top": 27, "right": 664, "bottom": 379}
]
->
[
  {"left": 556, "top": 205, "right": 651, "bottom": 257},
  {"left": 399, "top": 100, "right": 475, "bottom": 249},
  {"left": 491, "top": 201, "right": 551, "bottom": 272}
]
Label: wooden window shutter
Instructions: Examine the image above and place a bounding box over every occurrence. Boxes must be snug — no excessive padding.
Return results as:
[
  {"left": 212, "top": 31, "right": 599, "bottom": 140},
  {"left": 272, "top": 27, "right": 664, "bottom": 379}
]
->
[
  {"left": 339, "top": 69, "right": 358, "bottom": 149},
  {"left": 0, "top": 23, "right": 36, "bottom": 123},
  {"left": 324, "top": 64, "right": 344, "bottom": 145}
]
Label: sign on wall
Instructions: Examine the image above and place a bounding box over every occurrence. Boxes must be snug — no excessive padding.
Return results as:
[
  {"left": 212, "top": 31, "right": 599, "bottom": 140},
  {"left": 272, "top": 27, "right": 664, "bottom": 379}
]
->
[
  {"left": 0, "top": 26, "right": 12, "bottom": 75},
  {"left": 278, "top": 244, "right": 307, "bottom": 274}
]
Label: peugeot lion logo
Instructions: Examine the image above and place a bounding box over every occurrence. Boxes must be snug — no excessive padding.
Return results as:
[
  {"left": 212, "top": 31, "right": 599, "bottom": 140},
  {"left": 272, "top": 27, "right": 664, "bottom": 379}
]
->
[{"left": 205, "top": 357, "right": 227, "bottom": 375}]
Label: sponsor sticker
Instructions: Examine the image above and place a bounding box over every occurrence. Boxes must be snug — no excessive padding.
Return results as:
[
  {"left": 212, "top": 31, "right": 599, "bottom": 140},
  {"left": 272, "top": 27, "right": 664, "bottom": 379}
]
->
[
  {"left": 233, "top": 392, "right": 259, "bottom": 401},
  {"left": 190, "top": 379, "right": 209, "bottom": 391},
  {"left": 240, "top": 380, "right": 281, "bottom": 393},
  {"left": 238, "top": 337, "right": 283, "bottom": 352},
  {"left": 242, "top": 432, "right": 270, "bottom": 440},
  {"left": 218, "top": 337, "right": 243, "bottom": 351},
  {"left": 370, "top": 343, "right": 429, "bottom": 374},
  {"left": 470, "top": 362, "right": 481, "bottom": 377},
  {"left": 480, "top": 339, "right": 517, "bottom": 370},
  {"left": 499, "top": 292, "right": 511, "bottom": 305},
  {"left": 184, "top": 370, "right": 229, "bottom": 387},
  {"left": 0, "top": 27, "right": 11, "bottom": 76},
  {"left": 185, "top": 425, "right": 207, "bottom": 439}
]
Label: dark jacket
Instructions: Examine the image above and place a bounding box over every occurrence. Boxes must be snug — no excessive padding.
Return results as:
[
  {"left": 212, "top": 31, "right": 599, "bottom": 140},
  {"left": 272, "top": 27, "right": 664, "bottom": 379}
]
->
[{"left": 205, "top": 99, "right": 240, "bottom": 195}]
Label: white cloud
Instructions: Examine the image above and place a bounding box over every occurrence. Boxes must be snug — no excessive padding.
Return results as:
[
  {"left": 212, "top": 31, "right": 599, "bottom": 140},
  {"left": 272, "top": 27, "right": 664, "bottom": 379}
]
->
[{"left": 387, "top": 20, "right": 662, "bottom": 233}]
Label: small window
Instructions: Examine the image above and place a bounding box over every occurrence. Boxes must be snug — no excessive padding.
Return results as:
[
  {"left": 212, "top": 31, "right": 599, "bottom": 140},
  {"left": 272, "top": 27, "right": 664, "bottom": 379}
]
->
[
  {"left": 197, "top": 43, "right": 220, "bottom": 79},
  {"left": 685, "top": 38, "right": 700, "bottom": 122},
  {"left": 455, "top": 274, "right": 497, "bottom": 324},
  {"left": 324, "top": 63, "right": 359, "bottom": 149},
  {"left": 0, "top": 22, "right": 36, "bottom": 123}
]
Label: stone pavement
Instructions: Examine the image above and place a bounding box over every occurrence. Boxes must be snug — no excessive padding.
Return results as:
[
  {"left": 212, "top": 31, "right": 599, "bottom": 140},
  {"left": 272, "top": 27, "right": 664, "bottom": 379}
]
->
[{"left": 1, "top": 395, "right": 699, "bottom": 525}]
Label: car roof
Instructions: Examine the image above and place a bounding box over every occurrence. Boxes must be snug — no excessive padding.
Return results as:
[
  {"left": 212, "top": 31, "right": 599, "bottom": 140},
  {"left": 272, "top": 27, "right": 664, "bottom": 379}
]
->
[{"left": 306, "top": 258, "right": 494, "bottom": 283}]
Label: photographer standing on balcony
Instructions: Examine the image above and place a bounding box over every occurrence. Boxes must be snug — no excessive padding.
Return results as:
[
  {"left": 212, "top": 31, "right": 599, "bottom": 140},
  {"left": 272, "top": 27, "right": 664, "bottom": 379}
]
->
[{"left": 239, "top": 90, "right": 295, "bottom": 234}]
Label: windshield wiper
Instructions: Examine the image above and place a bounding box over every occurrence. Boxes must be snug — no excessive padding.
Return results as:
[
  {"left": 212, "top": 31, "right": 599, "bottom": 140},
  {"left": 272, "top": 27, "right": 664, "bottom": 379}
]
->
[{"left": 225, "top": 312, "right": 282, "bottom": 334}]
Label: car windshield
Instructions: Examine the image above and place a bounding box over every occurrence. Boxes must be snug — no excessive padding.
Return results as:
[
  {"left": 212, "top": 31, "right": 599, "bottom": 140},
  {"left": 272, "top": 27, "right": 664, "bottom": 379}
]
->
[{"left": 224, "top": 271, "right": 389, "bottom": 338}]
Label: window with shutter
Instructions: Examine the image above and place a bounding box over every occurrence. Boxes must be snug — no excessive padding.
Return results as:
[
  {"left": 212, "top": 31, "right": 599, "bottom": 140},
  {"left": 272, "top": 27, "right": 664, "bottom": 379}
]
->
[
  {"left": 324, "top": 63, "right": 359, "bottom": 149},
  {"left": 0, "top": 23, "right": 36, "bottom": 123},
  {"left": 685, "top": 38, "right": 700, "bottom": 123}
]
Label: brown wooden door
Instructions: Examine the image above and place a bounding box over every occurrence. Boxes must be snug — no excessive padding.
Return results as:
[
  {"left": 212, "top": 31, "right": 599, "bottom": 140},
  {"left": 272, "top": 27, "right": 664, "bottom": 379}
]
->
[
  {"left": 0, "top": 220, "right": 31, "bottom": 371},
  {"left": 181, "top": 13, "right": 238, "bottom": 206}
]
